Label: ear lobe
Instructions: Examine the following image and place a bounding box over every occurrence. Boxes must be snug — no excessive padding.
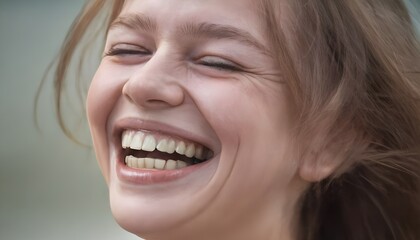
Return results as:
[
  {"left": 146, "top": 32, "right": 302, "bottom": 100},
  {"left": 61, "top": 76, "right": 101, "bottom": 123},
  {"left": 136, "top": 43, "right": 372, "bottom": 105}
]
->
[
  {"left": 299, "top": 149, "right": 344, "bottom": 182},
  {"left": 296, "top": 115, "right": 365, "bottom": 182},
  {"left": 298, "top": 130, "right": 363, "bottom": 182}
]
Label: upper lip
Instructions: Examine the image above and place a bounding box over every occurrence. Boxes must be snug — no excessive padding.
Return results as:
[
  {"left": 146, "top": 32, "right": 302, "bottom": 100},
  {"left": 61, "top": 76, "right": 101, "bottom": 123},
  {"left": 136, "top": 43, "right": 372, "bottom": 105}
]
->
[{"left": 111, "top": 117, "right": 217, "bottom": 155}]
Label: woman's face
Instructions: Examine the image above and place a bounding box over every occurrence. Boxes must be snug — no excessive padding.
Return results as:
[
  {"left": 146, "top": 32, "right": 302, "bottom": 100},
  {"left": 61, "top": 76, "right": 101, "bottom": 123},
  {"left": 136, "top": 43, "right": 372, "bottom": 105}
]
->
[{"left": 87, "top": 0, "right": 303, "bottom": 238}]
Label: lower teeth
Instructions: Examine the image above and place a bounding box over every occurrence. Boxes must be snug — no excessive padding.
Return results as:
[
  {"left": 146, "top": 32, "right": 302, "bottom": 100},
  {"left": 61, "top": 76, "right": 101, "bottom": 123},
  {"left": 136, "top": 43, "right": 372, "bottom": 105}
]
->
[{"left": 125, "top": 155, "right": 190, "bottom": 170}]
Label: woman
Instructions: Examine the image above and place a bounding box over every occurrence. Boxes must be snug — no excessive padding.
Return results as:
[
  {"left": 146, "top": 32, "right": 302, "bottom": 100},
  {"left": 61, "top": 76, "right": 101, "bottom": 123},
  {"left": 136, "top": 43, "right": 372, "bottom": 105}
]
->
[{"left": 52, "top": 0, "right": 420, "bottom": 239}]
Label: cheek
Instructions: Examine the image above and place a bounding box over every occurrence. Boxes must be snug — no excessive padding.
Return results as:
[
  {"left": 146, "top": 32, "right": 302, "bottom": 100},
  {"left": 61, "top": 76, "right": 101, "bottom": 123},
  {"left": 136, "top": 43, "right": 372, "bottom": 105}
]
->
[
  {"left": 191, "top": 78, "right": 293, "bottom": 144},
  {"left": 191, "top": 78, "right": 295, "bottom": 175},
  {"left": 86, "top": 64, "right": 126, "bottom": 180},
  {"left": 87, "top": 63, "right": 132, "bottom": 124},
  {"left": 87, "top": 71, "right": 120, "bottom": 129},
  {"left": 188, "top": 80, "right": 297, "bottom": 218}
]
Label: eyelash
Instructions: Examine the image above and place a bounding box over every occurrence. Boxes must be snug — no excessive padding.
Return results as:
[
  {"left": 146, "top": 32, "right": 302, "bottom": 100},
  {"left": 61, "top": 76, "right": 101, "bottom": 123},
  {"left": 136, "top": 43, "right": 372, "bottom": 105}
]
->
[
  {"left": 104, "top": 48, "right": 150, "bottom": 57},
  {"left": 197, "top": 59, "right": 241, "bottom": 72},
  {"left": 105, "top": 45, "right": 242, "bottom": 72}
]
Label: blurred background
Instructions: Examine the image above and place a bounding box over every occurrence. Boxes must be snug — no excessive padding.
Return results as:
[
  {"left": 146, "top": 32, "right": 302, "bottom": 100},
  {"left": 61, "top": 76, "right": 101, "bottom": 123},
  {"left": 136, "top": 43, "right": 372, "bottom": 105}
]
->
[
  {"left": 0, "top": 0, "right": 419, "bottom": 240},
  {"left": 0, "top": 0, "right": 137, "bottom": 239}
]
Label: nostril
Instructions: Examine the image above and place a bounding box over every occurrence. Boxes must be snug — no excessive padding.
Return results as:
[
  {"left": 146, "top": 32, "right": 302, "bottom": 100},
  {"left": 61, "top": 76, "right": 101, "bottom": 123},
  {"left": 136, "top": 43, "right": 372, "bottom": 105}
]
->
[
  {"left": 147, "top": 99, "right": 166, "bottom": 104},
  {"left": 144, "top": 99, "right": 173, "bottom": 108}
]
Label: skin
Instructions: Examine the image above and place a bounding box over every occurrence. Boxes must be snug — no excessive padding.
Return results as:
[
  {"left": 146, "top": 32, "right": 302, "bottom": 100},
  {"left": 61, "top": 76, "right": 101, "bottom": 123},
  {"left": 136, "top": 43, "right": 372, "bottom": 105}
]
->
[{"left": 86, "top": 0, "right": 309, "bottom": 239}]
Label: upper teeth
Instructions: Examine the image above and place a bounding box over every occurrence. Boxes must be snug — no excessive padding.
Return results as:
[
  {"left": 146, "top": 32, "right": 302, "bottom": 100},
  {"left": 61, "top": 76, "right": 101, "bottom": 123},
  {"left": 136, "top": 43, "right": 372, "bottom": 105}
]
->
[{"left": 122, "top": 130, "right": 207, "bottom": 160}]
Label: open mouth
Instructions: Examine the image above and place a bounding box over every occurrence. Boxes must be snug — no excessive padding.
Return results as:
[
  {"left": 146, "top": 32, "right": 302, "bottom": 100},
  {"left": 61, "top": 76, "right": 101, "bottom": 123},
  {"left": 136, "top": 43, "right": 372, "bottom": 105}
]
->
[{"left": 121, "top": 130, "right": 214, "bottom": 170}]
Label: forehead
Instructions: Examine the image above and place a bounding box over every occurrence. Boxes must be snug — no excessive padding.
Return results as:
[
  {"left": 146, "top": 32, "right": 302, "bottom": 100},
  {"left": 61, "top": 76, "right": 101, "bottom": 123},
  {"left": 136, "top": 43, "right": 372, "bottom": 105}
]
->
[{"left": 119, "top": 0, "right": 266, "bottom": 41}]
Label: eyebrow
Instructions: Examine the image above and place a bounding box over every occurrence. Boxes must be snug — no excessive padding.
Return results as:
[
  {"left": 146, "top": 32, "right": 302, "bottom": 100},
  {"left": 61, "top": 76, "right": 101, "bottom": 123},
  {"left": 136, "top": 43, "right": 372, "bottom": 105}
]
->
[
  {"left": 109, "top": 13, "right": 271, "bottom": 56},
  {"left": 110, "top": 13, "right": 157, "bottom": 33}
]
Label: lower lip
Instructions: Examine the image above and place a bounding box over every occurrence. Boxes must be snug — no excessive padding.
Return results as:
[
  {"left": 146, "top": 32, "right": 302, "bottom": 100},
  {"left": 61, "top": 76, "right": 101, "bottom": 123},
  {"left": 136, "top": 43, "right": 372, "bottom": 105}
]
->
[{"left": 116, "top": 157, "right": 210, "bottom": 184}]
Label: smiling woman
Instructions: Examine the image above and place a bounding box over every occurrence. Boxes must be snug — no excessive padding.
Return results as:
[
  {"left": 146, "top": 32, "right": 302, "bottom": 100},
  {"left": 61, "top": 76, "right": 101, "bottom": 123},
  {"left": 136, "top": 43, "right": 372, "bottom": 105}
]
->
[{"left": 52, "top": 0, "right": 420, "bottom": 239}]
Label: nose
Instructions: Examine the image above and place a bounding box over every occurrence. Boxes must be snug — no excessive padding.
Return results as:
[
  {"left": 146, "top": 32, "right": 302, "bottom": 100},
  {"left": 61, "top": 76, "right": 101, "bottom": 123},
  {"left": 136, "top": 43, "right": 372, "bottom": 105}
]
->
[{"left": 122, "top": 51, "right": 185, "bottom": 110}]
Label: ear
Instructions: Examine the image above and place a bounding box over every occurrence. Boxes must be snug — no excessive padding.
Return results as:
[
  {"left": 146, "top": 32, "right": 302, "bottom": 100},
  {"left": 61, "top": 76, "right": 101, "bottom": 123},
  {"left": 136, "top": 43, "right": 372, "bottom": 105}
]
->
[
  {"left": 298, "top": 129, "right": 360, "bottom": 182},
  {"left": 298, "top": 148, "right": 345, "bottom": 182}
]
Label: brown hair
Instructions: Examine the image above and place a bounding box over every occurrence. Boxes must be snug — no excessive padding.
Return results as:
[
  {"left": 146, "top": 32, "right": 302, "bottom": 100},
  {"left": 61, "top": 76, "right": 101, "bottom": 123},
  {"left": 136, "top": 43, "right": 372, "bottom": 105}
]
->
[
  {"left": 51, "top": 0, "right": 420, "bottom": 239},
  {"left": 259, "top": 0, "right": 420, "bottom": 239}
]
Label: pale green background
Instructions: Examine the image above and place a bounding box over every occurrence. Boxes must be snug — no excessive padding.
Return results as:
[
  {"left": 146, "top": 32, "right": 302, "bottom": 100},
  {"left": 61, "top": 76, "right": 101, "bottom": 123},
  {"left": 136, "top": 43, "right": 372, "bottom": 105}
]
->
[
  {"left": 0, "top": 1, "right": 419, "bottom": 240},
  {"left": 0, "top": 0, "right": 137, "bottom": 239}
]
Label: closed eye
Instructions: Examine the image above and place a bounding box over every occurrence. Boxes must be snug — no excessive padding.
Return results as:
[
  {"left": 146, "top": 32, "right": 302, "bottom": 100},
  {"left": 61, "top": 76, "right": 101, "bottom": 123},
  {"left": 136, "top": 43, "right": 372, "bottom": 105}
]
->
[
  {"left": 197, "top": 56, "right": 242, "bottom": 72},
  {"left": 104, "top": 43, "right": 151, "bottom": 57}
]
